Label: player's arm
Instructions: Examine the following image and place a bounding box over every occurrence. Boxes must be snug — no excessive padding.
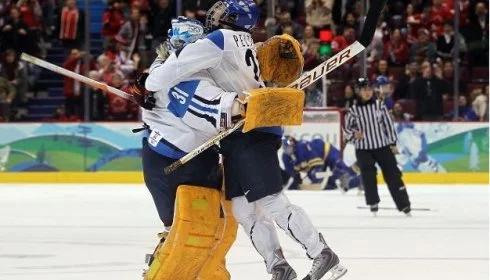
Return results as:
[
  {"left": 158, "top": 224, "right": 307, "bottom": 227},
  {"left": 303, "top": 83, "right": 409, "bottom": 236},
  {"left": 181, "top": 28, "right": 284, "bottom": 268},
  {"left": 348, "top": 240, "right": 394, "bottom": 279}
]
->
[
  {"left": 145, "top": 31, "right": 225, "bottom": 92},
  {"left": 281, "top": 153, "right": 297, "bottom": 177},
  {"left": 166, "top": 79, "right": 244, "bottom": 135},
  {"left": 281, "top": 153, "right": 302, "bottom": 189}
]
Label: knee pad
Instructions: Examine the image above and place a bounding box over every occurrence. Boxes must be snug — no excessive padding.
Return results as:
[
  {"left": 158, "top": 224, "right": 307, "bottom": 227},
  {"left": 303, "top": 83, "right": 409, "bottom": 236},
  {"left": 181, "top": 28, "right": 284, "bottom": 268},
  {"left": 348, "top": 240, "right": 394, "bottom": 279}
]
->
[
  {"left": 256, "top": 192, "right": 292, "bottom": 226},
  {"left": 231, "top": 195, "right": 257, "bottom": 233},
  {"left": 145, "top": 185, "right": 221, "bottom": 280}
]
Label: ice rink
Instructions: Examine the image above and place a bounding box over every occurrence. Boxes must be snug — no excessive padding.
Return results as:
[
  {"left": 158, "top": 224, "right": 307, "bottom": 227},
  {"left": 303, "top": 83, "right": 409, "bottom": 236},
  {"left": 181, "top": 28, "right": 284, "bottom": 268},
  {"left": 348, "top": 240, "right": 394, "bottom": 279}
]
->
[{"left": 0, "top": 184, "right": 488, "bottom": 280}]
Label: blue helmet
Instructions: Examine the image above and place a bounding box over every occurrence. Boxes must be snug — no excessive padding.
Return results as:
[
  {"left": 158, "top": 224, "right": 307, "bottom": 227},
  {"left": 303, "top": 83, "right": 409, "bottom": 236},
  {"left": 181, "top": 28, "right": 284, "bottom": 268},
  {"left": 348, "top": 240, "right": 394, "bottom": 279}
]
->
[
  {"left": 375, "top": 75, "right": 390, "bottom": 86},
  {"left": 206, "top": 0, "right": 259, "bottom": 31},
  {"left": 168, "top": 16, "right": 204, "bottom": 50}
]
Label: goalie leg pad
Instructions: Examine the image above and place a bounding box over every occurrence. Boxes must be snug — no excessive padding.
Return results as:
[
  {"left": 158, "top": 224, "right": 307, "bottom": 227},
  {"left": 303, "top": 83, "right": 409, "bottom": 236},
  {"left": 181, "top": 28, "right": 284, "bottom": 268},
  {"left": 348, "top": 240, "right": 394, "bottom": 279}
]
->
[
  {"left": 198, "top": 195, "right": 238, "bottom": 280},
  {"left": 145, "top": 185, "right": 221, "bottom": 280},
  {"left": 243, "top": 87, "right": 304, "bottom": 132}
]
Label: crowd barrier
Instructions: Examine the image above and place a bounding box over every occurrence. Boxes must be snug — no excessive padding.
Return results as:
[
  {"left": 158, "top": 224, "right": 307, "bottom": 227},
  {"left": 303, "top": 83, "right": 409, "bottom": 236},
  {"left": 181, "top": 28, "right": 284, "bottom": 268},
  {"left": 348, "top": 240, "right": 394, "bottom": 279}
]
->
[{"left": 0, "top": 120, "right": 487, "bottom": 184}]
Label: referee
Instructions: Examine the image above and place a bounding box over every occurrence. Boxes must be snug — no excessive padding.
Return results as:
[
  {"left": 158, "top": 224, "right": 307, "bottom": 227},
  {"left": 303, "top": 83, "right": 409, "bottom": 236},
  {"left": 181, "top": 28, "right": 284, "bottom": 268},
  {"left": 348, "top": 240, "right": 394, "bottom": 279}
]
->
[{"left": 344, "top": 78, "right": 411, "bottom": 216}]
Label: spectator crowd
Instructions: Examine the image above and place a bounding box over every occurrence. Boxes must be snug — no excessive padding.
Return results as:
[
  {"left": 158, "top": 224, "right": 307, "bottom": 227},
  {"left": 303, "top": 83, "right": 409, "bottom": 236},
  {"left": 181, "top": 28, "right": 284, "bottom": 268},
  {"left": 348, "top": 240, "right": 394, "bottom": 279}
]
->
[{"left": 0, "top": 0, "right": 488, "bottom": 122}]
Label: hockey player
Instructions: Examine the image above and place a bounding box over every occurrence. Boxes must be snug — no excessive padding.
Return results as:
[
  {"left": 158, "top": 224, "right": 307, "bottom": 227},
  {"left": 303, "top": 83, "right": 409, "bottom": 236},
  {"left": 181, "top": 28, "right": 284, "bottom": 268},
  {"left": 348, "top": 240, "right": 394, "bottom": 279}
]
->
[
  {"left": 145, "top": 1, "right": 347, "bottom": 280},
  {"left": 130, "top": 17, "right": 243, "bottom": 280},
  {"left": 281, "top": 136, "right": 363, "bottom": 192}
]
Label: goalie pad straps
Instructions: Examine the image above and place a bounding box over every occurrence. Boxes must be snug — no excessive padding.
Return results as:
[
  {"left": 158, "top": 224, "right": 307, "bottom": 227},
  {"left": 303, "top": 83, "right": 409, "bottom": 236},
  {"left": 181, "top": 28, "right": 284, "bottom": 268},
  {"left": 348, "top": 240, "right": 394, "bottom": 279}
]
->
[{"left": 257, "top": 34, "right": 304, "bottom": 87}]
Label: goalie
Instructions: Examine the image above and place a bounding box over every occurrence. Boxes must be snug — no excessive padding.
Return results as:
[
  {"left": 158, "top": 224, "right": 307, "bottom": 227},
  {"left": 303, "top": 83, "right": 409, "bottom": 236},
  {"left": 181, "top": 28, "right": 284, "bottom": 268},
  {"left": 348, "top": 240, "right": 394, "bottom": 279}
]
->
[
  {"left": 281, "top": 136, "right": 363, "bottom": 192},
  {"left": 130, "top": 17, "right": 241, "bottom": 280}
]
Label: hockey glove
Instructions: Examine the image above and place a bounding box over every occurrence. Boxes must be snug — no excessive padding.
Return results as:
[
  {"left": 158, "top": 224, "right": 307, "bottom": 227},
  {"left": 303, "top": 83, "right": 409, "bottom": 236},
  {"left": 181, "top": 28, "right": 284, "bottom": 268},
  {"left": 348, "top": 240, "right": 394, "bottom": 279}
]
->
[
  {"left": 127, "top": 72, "right": 156, "bottom": 110},
  {"left": 155, "top": 42, "right": 171, "bottom": 60}
]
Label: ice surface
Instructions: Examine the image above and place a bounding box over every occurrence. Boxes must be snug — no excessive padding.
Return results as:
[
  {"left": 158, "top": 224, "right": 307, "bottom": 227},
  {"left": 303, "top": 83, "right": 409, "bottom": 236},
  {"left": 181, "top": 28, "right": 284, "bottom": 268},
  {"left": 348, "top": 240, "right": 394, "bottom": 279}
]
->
[{"left": 0, "top": 184, "right": 488, "bottom": 280}]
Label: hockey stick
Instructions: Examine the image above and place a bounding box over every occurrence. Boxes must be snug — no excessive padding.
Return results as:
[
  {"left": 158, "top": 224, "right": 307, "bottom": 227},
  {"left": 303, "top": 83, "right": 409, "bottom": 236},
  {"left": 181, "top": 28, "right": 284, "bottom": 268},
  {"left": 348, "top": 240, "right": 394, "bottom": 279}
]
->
[
  {"left": 164, "top": 0, "right": 387, "bottom": 175},
  {"left": 20, "top": 53, "right": 137, "bottom": 103}
]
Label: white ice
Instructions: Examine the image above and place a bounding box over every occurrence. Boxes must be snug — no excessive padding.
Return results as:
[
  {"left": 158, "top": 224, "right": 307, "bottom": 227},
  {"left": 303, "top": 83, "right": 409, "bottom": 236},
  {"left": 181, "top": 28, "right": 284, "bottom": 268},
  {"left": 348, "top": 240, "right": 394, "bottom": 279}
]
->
[{"left": 0, "top": 184, "right": 488, "bottom": 280}]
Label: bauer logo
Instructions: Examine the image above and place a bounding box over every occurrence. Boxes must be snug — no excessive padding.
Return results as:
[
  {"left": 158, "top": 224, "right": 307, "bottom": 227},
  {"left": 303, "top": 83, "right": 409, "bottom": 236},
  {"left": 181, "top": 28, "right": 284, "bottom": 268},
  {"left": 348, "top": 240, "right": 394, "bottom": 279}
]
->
[{"left": 291, "top": 47, "right": 352, "bottom": 90}]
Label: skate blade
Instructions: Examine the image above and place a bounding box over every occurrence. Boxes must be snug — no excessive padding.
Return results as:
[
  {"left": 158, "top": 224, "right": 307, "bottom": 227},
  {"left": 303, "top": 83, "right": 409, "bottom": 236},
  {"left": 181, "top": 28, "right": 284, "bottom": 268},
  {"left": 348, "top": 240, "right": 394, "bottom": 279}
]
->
[
  {"left": 302, "top": 264, "right": 347, "bottom": 280},
  {"left": 324, "top": 264, "right": 347, "bottom": 280}
]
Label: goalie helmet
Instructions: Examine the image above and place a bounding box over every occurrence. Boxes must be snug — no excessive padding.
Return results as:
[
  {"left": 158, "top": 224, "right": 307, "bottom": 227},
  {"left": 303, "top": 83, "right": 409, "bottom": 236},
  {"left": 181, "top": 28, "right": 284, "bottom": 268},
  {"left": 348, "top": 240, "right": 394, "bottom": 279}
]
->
[
  {"left": 168, "top": 16, "right": 205, "bottom": 50},
  {"left": 206, "top": 0, "right": 259, "bottom": 32}
]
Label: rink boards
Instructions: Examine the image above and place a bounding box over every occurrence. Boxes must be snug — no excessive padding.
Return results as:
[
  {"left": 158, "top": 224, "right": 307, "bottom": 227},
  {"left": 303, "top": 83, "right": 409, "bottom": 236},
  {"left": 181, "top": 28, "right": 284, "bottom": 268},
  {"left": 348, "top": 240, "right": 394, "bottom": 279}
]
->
[{"left": 0, "top": 111, "right": 488, "bottom": 184}]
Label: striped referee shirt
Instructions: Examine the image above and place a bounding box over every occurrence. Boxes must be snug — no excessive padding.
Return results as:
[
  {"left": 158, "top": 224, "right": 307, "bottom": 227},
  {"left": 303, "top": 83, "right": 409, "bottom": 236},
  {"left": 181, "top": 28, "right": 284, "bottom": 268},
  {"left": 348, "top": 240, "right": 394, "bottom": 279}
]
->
[{"left": 344, "top": 98, "right": 397, "bottom": 150}]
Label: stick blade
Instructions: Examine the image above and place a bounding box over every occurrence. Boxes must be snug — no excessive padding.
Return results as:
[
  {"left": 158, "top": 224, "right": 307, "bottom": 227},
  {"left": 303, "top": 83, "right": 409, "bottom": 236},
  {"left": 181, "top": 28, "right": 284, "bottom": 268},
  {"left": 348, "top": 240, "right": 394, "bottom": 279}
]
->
[{"left": 359, "top": 0, "right": 388, "bottom": 47}]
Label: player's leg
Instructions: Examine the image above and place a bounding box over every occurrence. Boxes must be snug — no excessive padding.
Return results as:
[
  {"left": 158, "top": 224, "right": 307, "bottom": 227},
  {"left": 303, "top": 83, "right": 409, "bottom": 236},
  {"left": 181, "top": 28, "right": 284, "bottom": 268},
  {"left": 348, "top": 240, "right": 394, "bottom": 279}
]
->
[
  {"left": 142, "top": 139, "right": 177, "bottom": 227},
  {"left": 222, "top": 132, "right": 297, "bottom": 279},
  {"left": 334, "top": 161, "right": 363, "bottom": 192},
  {"left": 141, "top": 138, "right": 177, "bottom": 277},
  {"left": 256, "top": 192, "right": 347, "bottom": 280},
  {"left": 231, "top": 196, "right": 296, "bottom": 277},
  {"left": 324, "top": 146, "right": 361, "bottom": 191},
  {"left": 355, "top": 149, "right": 379, "bottom": 213},
  {"left": 144, "top": 144, "right": 225, "bottom": 280},
  {"left": 230, "top": 132, "right": 346, "bottom": 280},
  {"left": 374, "top": 146, "right": 411, "bottom": 214}
]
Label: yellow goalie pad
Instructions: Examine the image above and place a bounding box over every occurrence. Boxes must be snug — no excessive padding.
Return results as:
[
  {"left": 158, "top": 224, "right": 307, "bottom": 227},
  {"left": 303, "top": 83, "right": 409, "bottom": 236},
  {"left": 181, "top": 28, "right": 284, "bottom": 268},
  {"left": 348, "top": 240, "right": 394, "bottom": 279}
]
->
[
  {"left": 257, "top": 34, "right": 304, "bottom": 86},
  {"left": 197, "top": 195, "right": 238, "bottom": 280},
  {"left": 243, "top": 87, "right": 305, "bottom": 132},
  {"left": 145, "top": 185, "right": 221, "bottom": 280}
]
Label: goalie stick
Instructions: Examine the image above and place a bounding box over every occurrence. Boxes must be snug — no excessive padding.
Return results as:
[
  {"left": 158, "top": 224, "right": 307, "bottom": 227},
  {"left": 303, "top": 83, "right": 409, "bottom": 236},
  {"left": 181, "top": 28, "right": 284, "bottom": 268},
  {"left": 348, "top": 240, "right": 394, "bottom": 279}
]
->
[
  {"left": 20, "top": 53, "right": 137, "bottom": 103},
  {"left": 164, "top": 0, "right": 387, "bottom": 175}
]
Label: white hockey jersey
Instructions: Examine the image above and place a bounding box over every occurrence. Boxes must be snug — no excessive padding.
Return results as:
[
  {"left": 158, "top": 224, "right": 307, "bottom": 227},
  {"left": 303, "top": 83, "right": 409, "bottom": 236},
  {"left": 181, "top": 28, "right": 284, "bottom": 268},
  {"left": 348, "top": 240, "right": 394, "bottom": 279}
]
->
[
  {"left": 145, "top": 29, "right": 282, "bottom": 135},
  {"left": 142, "top": 61, "right": 237, "bottom": 158},
  {"left": 146, "top": 29, "right": 262, "bottom": 95}
]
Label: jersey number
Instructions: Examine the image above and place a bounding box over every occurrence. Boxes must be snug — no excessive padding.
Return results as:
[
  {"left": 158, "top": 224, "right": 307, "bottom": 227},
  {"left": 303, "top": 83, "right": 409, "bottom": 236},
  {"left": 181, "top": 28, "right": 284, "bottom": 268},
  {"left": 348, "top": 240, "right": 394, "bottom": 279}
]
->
[{"left": 245, "top": 49, "right": 260, "bottom": 82}]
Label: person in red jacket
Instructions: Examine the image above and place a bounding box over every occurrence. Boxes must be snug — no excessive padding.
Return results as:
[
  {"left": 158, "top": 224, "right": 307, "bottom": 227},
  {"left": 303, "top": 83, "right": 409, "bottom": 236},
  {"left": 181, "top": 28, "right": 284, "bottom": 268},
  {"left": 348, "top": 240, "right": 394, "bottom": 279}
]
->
[
  {"left": 59, "top": 0, "right": 84, "bottom": 52},
  {"left": 17, "top": 0, "right": 41, "bottom": 30},
  {"left": 429, "top": 0, "right": 452, "bottom": 36},
  {"left": 62, "top": 49, "right": 90, "bottom": 119},
  {"left": 383, "top": 28, "right": 409, "bottom": 66},
  {"left": 101, "top": 0, "right": 125, "bottom": 47}
]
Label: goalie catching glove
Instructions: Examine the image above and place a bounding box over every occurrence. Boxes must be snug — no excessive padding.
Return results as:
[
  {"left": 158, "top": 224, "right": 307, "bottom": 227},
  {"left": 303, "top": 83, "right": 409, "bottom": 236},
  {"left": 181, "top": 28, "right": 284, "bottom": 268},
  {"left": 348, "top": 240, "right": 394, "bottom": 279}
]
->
[{"left": 256, "top": 34, "right": 304, "bottom": 86}]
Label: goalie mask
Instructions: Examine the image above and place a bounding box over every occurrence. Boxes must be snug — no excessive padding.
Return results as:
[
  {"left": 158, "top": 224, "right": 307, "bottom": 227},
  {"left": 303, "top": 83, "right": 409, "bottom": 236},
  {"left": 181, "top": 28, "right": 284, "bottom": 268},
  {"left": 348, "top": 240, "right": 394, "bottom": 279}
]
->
[
  {"left": 168, "top": 16, "right": 205, "bottom": 50},
  {"left": 206, "top": 0, "right": 259, "bottom": 32}
]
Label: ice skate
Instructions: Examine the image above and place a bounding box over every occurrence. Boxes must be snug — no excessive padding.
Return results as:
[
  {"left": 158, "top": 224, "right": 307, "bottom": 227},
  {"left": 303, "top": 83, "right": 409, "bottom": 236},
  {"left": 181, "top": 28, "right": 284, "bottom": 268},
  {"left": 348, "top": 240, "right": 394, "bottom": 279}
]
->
[
  {"left": 402, "top": 206, "right": 412, "bottom": 217},
  {"left": 271, "top": 249, "right": 297, "bottom": 280},
  {"left": 142, "top": 231, "right": 169, "bottom": 278},
  {"left": 302, "top": 234, "right": 347, "bottom": 280},
  {"left": 370, "top": 203, "right": 378, "bottom": 217}
]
